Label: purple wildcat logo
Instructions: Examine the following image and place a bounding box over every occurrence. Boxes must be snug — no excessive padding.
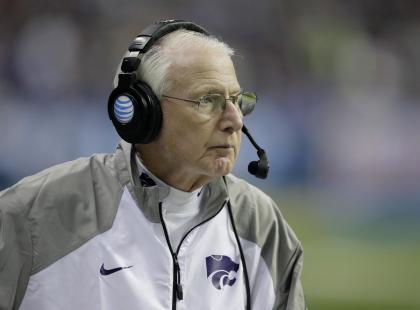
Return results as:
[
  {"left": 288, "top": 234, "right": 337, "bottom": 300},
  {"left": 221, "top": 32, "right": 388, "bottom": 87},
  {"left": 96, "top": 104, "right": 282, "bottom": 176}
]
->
[{"left": 206, "top": 255, "right": 240, "bottom": 290}]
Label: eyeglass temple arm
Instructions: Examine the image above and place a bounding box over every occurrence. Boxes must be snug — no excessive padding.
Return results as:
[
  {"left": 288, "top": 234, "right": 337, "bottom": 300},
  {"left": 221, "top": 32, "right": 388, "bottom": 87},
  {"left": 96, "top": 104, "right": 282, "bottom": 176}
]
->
[{"left": 161, "top": 95, "right": 199, "bottom": 104}]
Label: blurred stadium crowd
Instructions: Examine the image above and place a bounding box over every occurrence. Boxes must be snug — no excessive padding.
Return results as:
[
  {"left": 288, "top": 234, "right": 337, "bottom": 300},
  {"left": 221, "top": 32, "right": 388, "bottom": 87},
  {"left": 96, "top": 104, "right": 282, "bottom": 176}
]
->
[{"left": 1, "top": 0, "right": 419, "bottom": 215}]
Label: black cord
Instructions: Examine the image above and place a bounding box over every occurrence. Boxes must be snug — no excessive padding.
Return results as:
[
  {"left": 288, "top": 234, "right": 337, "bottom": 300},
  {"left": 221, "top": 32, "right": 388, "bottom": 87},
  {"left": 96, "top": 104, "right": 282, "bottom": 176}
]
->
[
  {"left": 227, "top": 200, "right": 251, "bottom": 310},
  {"left": 158, "top": 202, "right": 183, "bottom": 308}
]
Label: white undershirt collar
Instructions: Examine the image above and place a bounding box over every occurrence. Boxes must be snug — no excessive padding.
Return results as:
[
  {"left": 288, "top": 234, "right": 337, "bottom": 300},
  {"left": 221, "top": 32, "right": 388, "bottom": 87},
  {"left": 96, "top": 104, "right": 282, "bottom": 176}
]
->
[{"left": 135, "top": 155, "right": 202, "bottom": 207}]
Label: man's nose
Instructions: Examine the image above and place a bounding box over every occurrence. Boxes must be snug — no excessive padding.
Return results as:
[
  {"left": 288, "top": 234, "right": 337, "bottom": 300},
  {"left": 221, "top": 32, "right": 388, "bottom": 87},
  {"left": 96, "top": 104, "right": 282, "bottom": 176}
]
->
[{"left": 218, "top": 100, "right": 243, "bottom": 133}]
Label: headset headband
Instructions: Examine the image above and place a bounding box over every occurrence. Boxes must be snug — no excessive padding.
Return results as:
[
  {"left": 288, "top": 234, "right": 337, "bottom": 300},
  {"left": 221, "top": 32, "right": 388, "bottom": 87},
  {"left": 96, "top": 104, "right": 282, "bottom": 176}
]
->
[
  {"left": 121, "top": 20, "right": 210, "bottom": 74},
  {"left": 130, "top": 20, "right": 209, "bottom": 53}
]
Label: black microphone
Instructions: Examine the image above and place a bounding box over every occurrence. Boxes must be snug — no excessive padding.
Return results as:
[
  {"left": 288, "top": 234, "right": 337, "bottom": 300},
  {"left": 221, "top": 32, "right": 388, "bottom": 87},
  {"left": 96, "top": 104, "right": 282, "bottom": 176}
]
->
[{"left": 242, "top": 125, "right": 269, "bottom": 179}]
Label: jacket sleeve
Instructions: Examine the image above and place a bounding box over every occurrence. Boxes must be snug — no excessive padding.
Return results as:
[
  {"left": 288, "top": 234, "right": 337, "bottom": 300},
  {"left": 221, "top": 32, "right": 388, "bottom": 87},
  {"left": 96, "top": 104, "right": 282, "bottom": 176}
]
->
[
  {"left": 281, "top": 241, "right": 306, "bottom": 310},
  {"left": 258, "top": 198, "right": 306, "bottom": 310},
  {"left": 0, "top": 186, "right": 33, "bottom": 310},
  {"left": 227, "top": 177, "right": 307, "bottom": 310}
]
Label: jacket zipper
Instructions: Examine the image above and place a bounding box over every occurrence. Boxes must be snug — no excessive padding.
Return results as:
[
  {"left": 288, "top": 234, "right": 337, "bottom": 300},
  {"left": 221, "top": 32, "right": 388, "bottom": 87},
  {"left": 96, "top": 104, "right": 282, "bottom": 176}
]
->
[{"left": 158, "top": 201, "right": 226, "bottom": 310}]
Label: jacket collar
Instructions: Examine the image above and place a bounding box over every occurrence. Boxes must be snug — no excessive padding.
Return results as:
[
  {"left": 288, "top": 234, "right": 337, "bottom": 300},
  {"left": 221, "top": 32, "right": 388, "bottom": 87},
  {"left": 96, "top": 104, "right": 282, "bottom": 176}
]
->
[{"left": 113, "top": 140, "right": 229, "bottom": 223}]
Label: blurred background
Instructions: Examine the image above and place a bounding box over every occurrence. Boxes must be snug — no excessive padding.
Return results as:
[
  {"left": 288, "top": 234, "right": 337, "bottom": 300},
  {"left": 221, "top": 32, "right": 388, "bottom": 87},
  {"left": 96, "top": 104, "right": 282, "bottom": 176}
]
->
[{"left": 1, "top": 0, "right": 419, "bottom": 308}]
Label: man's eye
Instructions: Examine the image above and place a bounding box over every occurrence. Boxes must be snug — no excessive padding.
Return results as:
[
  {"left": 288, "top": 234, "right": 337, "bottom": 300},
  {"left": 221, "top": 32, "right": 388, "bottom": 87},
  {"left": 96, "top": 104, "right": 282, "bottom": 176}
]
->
[
  {"left": 203, "top": 94, "right": 222, "bottom": 104},
  {"left": 200, "top": 95, "right": 214, "bottom": 104}
]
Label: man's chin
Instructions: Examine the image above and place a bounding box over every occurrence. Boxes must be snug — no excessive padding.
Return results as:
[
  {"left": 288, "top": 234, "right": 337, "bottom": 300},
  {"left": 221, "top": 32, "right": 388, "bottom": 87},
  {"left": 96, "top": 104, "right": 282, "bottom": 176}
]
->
[{"left": 213, "top": 157, "right": 234, "bottom": 176}]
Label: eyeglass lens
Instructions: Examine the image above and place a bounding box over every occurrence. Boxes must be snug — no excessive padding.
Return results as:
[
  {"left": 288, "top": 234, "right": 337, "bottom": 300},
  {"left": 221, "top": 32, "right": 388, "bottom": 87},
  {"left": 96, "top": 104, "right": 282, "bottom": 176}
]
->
[{"left": 197, "top": 92, "right": 257, "bottom": 116}]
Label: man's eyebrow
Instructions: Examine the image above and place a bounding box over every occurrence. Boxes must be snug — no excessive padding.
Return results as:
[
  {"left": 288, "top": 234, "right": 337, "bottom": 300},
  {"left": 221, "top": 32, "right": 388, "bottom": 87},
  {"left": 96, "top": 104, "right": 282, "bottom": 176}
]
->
[
  {"left": 190, "top": 87, "right": 242, "bottom": 98},
  {"left": 189, "top": 87, "right": 222, "bottom": 98},
  {"left": 230, "top": 89, "right": 242, "bottom": 96}
]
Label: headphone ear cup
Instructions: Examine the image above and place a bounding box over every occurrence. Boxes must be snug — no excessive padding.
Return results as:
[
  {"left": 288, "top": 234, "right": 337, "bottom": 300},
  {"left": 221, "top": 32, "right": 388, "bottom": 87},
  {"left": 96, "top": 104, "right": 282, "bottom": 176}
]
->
[
  {"left": 108, "top": 81, "right": 162, "bottom": 144},
  {"left": 134, "top": 81, "right": 163, "bottom": 143}
]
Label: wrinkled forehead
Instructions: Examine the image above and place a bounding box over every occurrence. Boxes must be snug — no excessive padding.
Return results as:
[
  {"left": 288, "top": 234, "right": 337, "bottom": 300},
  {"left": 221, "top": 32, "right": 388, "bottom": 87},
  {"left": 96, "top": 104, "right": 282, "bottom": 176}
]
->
[{"left": 166, "top": 46, "right": 240, "bottom": 97}]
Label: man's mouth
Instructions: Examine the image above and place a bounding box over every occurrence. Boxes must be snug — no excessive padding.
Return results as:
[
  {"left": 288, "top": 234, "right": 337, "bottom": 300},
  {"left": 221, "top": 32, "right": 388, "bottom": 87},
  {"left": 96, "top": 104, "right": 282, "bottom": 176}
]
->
[{"left": 209, "top": 144, "right": 233, "bottom": 149}]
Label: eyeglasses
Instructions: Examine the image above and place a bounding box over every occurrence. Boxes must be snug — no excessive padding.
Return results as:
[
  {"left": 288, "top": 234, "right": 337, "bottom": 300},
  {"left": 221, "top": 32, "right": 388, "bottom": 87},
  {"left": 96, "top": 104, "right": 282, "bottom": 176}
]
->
[{"left": 161, "top": 91, "right": 257, "bottom": 116}]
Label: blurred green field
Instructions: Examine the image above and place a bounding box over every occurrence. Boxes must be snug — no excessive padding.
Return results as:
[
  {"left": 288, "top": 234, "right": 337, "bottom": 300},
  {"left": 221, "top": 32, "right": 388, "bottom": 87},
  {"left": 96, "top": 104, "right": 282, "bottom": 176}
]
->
[{"left": 272, "top": 189, "right": 420, "bottom": 310}]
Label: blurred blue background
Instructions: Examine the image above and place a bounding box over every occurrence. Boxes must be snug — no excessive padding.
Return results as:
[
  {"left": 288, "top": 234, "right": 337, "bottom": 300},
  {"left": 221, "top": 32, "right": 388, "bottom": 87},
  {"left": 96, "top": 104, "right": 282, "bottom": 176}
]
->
[{"left": 1, "top": 0, "right": 419, "bottom": 308}]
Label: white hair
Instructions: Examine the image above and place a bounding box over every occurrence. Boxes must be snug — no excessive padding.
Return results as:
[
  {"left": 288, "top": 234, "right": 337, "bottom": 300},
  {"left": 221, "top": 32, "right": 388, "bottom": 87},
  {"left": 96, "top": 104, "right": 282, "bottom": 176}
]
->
[{"left": 113, "top": 29, "right": 234, "bottom": 99}]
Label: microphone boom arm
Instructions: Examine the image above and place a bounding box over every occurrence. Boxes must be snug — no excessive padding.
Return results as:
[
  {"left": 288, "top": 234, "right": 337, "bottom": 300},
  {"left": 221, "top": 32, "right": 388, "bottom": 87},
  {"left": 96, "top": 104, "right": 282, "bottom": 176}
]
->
[{"left": 242, "top": 125, "right": 270, "bottom": 179}]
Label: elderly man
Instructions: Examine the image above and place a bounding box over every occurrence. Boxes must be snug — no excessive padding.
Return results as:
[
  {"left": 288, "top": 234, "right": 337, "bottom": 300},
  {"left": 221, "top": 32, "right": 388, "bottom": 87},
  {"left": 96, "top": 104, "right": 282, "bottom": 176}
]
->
[{"left": 0, "top": 20, "right": 306, "bottom": 310}]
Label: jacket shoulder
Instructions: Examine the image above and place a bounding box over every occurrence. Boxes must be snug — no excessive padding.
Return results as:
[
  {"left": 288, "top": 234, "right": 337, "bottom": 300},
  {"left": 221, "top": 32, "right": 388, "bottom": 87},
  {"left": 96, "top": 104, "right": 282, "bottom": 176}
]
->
[
  {"left": 225, "top": 174, "right": 283, "bottom": 228},
  {"left": 225, "top": 174, "right": 274, "bottom": 209},
  {"left": 225, "top": 173, "right": 301, "bottom": 259},
  {"left": 0, "top": 153, "right": 124, "bottom": 273},
  {"left": 1, "top": 154, "right": 116, "bottom": 208}
]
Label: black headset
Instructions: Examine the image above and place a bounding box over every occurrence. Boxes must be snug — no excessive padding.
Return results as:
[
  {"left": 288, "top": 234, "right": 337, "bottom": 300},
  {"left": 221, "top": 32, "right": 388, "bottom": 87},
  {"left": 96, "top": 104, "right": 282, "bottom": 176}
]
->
[
  {"left": 108, "top": 20, "right": 209, "bottom": 144},
  {"left": 108, "top": 19, "right": 269, "bottom": 179}
]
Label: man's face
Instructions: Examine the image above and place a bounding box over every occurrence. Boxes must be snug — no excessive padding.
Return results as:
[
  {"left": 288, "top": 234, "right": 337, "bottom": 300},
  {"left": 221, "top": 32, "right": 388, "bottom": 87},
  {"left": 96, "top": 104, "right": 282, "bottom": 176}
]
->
[{"left": 154, "top": 49, "right": 243, "bottom": 183}]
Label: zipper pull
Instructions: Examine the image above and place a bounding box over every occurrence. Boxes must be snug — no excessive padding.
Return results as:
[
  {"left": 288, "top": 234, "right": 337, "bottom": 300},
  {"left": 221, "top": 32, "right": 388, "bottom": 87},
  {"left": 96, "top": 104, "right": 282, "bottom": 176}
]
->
[
  {"left": 173, "top": 255, "right": 184, "bottom": 300},
  {"left": 176, "top": 283, "right": 183, "bottom": 300}
]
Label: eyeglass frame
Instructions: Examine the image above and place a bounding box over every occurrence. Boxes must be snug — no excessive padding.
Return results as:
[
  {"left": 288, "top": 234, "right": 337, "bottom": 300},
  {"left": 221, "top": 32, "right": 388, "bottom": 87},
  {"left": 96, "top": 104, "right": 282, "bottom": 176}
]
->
[{"left": 161, "top": 89, "right": 257, "bottom": 116}]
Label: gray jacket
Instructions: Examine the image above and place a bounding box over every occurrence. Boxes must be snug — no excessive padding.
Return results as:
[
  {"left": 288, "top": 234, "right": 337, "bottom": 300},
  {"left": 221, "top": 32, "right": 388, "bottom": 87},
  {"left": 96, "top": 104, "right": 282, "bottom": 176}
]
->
[{"left": 0, "top": 141, "right": 306, "bottom": 310}]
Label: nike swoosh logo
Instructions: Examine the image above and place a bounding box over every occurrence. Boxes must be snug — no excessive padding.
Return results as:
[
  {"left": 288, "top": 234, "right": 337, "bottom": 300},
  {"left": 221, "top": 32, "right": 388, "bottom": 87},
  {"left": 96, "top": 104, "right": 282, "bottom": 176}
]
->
[{"left": 100, "top": 263, "right": 133, "bottom": 276}]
